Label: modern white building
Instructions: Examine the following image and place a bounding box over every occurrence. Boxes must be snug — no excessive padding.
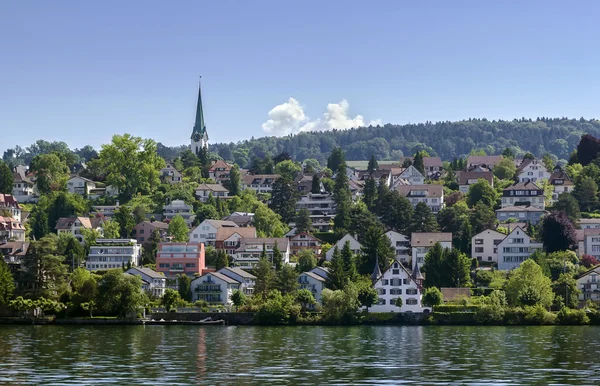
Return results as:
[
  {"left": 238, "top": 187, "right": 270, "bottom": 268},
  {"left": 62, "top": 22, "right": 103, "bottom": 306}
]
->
[
  {"left": 501, "top": 181, "right": 546, "bottom": 210},
  {"left": 218, "top": 267, "right": 256, "bottom": 296},
  {"left": 411, "top": 232, "right": 452, "bottom": 270},
  {"left": 66, "top": 176, "right": 96, "bottom": 195},
  {"left": 163, "top": 200, "right": 196, "bottom": 226},
  {"left": 298, "top": 270, "right": 327, "bottom": 307},
  {"left": 242, "top": 174, "right": 280, "bottom": 194},
  {"left": 396, "top": 185, "right": 444, "bottom": 213},
  {"left": 385, "top": 231, "right": 411, "bottom": 263},
  {"left": 190, "top": 271, "right": 240, "bottom": 305},
  {"left": 471, "top": 229, "right": 506, "bottom": 263},
  {"left": 497, "top": 227, "right": 542, "bottom": 270},
  {"left": 232, "top": 237, "right": 290, "bottom": 269},
  {"left": 190, "top": 219, "right": 238, "bottom": 247},
  {"left": 325, "top": 233, "right": 362, "bottom": 261},
  {"left": 126, "top": 267, "right": 167, "bottom": 298},
  {"left": 195, "top": 183, "right": 230, "bottom": 202},
  {"left": 295, "top": 193, "right": 336, "bottom": 232},
  {"left": 85, "top": 239, "right": 142, "bottom": 271},
  {"left": 371, "top": 258, "right": 428, "bottom": 313},
  {"left": 516, "top": 158, "right": 550, "bottom": 183}
]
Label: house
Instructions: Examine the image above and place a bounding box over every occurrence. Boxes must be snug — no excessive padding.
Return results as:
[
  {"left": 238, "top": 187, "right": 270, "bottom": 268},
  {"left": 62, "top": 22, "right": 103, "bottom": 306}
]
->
[
  {"left": 195, "top": 183, "right": 229, "bottom": 202},
  {"left": 131, "top": 221, "right": 169, "bottom": 244},
  {"left": 577, "top": 267, "right": 600, "bottom": 305},
  {"left": 126, "top": 267, "right": 167, "bottom": 298},
  {"left": 411, "top": 232, "right": 452, "bottom": 270},
  {"left": 0, "top": 216, "right": 25, "bottom": 242},
  {"left": 190, "top": 271, "right": 240, "bottom": 305},
  {"left": 163, "top": 200, "right": 196, "bottom": 226},
  {"left": 357, "top": 170, "right": 393, "bottom": 187},
  {"left": 549, "top": 166, "right": 574, "bottom": 202},
  {"left": 467, "top": 155, "right": 503, "bottom": 170},
  {"left": 233, "top": 237, "right": 290, "bottom": 269},
  {"left": 91, "top": 203, "right": 120, "bottom": 219},
  {"left": 370, "top": 258, "right": 428, "bottom": 312},
  {"left": 289, "top": 232, "right": 322, "bottom": 256},
  {"left": 88, "top": 184, "right": 119, "bottom": 200},
  {"left": 497, "top": 226, "right": 542, "bottom": 270},
  {"left": 396, "top": 165, "right": 425, "bottom": 185},
  {"left": 348, "top": 179, "right": 365, "bottom": 201},
  {"left": 222, "top": 212, "right": 254, "bottom": 227},
  {"left": 516, "top": 158, "right": 550, "bottom": 183},
  {"left": 11, "top": 168, "right": 37, "bottom": 203},
  {"left": 0, "top": 194, "right": 22, "bottom": 222},
  {"left": 85, "top": 239, "right": 142, "bottom": 271},
  {"left": 242, "top": 174, "right": 280, "bottom": 194},
  {"left": 581, "top": 229, "right": 600, "bottom": 261},
  {"left": 298, "top": 270, "right": 327, "bottom": 307},
  {"left": 325, "top": 233, "right": 362, "bottom": 261},
  {"left": 457, "top": 171, "right": 494, "bottom": 193},
  {"left": 579, "top": 219, "right": 600, "bottom": 229},
  {"left": 160, "top": 164, "right": 183, "bottom": 184},
  {"left": 208, "top": 160, "right": 233, "bottom": 184},
  {"left": 471, "top": 229, "right": 506, "bottom": 263},
  {"left": 55, "top": 216, "right": 103, "bottom": 243},
  {"left": 0, "top": 241, "right": 30, "bottom": 290},
  {"left": 218, "top": 267, "right": 256, "bottom": 295},
  {"left": 295, "top": 173, "right": 325, "bottom": 194},
  {"left": 310, "top": 266, "right": 330, "bottom": 280},
  {"left": 495, "top": 205, "right": 546, "bottom": 225},
  {"left": 155, "top": 242, "right": 205, "bottom": 278},
  {"left": 190, "top": 219, "right": 238, "bottom": 247},
  {"left": 385, "top": 231, "right": 411, "bottom": 263},
  {"left": 396, "top": 184, "right": 445, "bottom": 213},
  {"left": 215, "top": 227, "right": 257, "bottom": 256},
  {"left": 295, "top": 193, "right": 336, "bottom": 232},
  {"left": 66, "top": 176, "right": 96, "bottom": 195},
  {"left": 399, "top": 156, "right": 443, "bottom": 176},
  {"left": 501, "top": 181, "right": 545, "bottom": 210}
]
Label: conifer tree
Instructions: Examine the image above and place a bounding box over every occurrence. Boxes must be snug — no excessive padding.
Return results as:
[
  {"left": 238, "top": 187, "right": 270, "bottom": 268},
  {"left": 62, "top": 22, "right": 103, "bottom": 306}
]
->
[
  {"left": 311, "top": 173, "right": 322, "bottom": 194},
  {"left": 367, "top": 155, "right": 378, "bottom": 174},
  {"left": 363, "top": 176, "right": 377, "bottom": 211},
  {"left": 413, "top": 151, "right": 425, "bottom": 175},
  {"left": 326, "top": 247, "right": 347, "bottom": 290},
  {"left": 410, "top": 202, "right": 439, "bottom": 233},
  {"left": 341, "top": 240, "right": 357, "bottom": 282}
]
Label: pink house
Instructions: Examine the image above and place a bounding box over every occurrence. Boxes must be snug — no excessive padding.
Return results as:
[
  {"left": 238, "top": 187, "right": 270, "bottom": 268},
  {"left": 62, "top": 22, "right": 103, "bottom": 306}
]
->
[{"left": 156, "top": 242, "right": 206, "bottom": 278}]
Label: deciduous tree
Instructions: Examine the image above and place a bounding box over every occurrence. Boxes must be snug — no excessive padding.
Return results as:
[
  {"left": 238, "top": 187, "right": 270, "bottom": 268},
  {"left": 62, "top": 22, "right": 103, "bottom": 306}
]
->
[
  {"left": 539, "top": 211, "right": 578, "bottom": 253},
  {"left": 504, "top": 259, "right": 554, "bottom": 308},
  {"left": 168, "top": 215, "right": 189, "bottom": 242}
]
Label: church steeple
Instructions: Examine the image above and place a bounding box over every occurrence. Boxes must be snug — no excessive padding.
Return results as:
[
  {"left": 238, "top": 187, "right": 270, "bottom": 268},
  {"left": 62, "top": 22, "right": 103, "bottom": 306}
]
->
[{"left": 191, "top": 79, "right": 208, "bottom": 154}]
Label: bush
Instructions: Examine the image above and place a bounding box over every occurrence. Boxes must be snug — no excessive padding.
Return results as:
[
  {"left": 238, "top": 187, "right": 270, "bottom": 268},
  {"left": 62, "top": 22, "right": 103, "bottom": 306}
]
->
[
  {"left": 557, "top": 307, "right": 590, "bottom": 325},
  {"left": 523, "top": 305, "right": 556, "bottom": 325},
  {"left": 476, "top": 304, "right": 505, "bottom": 325},
  {"left": 432, "top": 311, "right": 477, "bottom": 325},
  {"left": 253, "top": 290, "right": 300, "bottom": 325},
  {"left": 434, "top": 304, "right": 481, "bottom": 313}
]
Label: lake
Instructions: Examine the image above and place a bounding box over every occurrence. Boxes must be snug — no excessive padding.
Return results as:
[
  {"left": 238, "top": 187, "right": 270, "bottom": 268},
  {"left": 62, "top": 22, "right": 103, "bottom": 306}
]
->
[{"left": 0, "top": 325, "right": 599, "bottom": 385}]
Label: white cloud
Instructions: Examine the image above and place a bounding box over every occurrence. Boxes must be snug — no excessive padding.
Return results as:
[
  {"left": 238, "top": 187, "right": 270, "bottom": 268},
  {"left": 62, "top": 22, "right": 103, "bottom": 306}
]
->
[{"left": 262, "top": 98, "right": 380, "bottom": 136}]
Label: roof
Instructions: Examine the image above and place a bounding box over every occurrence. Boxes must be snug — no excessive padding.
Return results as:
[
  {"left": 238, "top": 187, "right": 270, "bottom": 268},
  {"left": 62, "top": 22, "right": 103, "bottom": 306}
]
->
[
  {"left": 219, "top": 266, "right": 256, "bottom": 280},
  {"left": 412, "top": 262, "right": 424, "bottom": 282},
  {"left": 67, "top": 175, "right": 94, "bottom": 183},
  {"left": 191, "top": 81, "right": 207, "bottom": 138},
  {"left": 0, "top": 241, "right": 30, "bottom": 256},
  {"left": 206, "top": 271, "right": 240, "bottom": 284},
  {"left": 209, "top": 160, "right": 232, "bottom": 171},
  {"left": 221, "top": 213, "right": 254, "bottom": 227},
  {"left": 472, "top": 229, "right": 506, "bottom": 239},
  {"left": 290, "top": 231, "right": 321, "bottom": 242},
  {"left": 457, "top": 171, "right": 493, "bottom": 185},
  {"left": 411, "top": 232, "right": 452, "bottom": 246},
  {"left": 242, "top": 174, "right": 281, "bottom": 185},
  {"left": 236, "top": 237, "right": 289, "bottom": 251},
  {"left": 196, "top": 183, "right": 229, "bottom": 193},
  {"left": 441, "top": 287, "right": 472, "bottom": 302},
  {"left": 203, "top": 220, "right": 238, "bottom": 228},
  {"left": 495, "top": 205, "right": 546, "bottom": 213},
  {"left": 549, "top": 167, "right": 574, "bottom": 186},
  {"left": 127, "top": 267, "right": 164, "bottom": 279},
  {"left": 54, "top": 216, "right": 102, "bottom": 230},
  {"left": 399, "top": 156, "right": 443, "bottom": 168},
  {"left": 467, "top": 155, "right": 503, "bottom": 167},
  {"left": 0, "top": 216, "right": 24, "bottom": 231},
  {"left": 216, "top": 226, "right": 257, "bottom": 241},
  {"left": 302, "top": 271, "right": 326, "bottom": 282},
  {"left": 580, "top": 218, "right": 600, "bottom": 225},
  {"left": 577, "top": 266, "right": 600, "bottom": 280},
  {"left": 310, "top": 266, "right": 330, "bottom": 279},
  {"left": 0, "top": 194, "right": 20, "bottom": 209},
  {"left": 584, "top": 228, "right": 600, "bottom": 237},
  {"left": 576, "top": 229, "right": 585, "bottom": 242},
  {"left": 134, "top": 221, "right": 169, "bottom": 229},
  {"left": 395, "top": 184, "right": 443, "bottom": 198},
  {"left": 503, "top": 181, "right": 542, "bottom": 191}
]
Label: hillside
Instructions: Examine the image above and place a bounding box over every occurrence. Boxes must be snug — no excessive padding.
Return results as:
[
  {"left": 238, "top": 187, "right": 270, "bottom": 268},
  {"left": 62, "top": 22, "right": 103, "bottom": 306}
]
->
[{"left": 209, "top": 118, "right": 600, "bottom": 166}]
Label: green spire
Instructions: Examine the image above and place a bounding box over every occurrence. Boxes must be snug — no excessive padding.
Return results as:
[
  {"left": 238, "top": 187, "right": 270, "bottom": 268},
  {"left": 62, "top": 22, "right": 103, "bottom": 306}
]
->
[{"left": 191, "top": 80, "right": 207, "bottom": 139}]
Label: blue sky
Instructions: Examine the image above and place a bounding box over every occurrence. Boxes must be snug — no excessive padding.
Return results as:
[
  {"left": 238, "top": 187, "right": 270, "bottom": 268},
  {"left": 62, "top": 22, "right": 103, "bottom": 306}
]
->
[{"left": 1, "top": 1, "right": 599, "bottom": 153}]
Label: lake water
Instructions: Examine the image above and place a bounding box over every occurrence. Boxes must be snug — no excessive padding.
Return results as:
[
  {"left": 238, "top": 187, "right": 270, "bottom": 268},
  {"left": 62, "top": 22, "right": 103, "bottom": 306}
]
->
[{"left": 0, "top": 325, "right": 598, "bottom": 385}]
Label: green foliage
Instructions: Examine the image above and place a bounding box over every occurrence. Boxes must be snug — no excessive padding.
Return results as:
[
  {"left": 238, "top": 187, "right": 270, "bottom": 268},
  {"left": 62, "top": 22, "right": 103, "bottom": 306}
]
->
[
  {"left": 573, "top": 176, "right": 599, "bottom": 212},
  {"left": 327, "top": 147, "right": 345, "bottom": 173},
  {"left": 356, "top": 277, "right": 378, "bottom": 311},
  {"left": 557, "top": 307, "right": 590, "bottom": 325},
  {"left": 321, "top": 283, "right": 360, "bottom": 324},
  {"left": 177, "top": 274, "right": 192, "bottom": 301},
  {"left": 0, "top": 160, "right": 14, "bottom": 194},
  {"left": 493, "top": 157, "right": 517, "bottom": 180},
  {"left": 539, "top": 211, "right": 577, "bottom": 253},
  {"left": 0, "top": 260, "right": 15, "bottom": 304},
  {"left": 326, "top": 247, "right": 347, "bottom": 290},
  {"left": 230, "top": 289, "right": 246, "bottom": 311},
  {"left": 394, "top": 297, "right": 403, "bottom": 308},
  {"left": 296, "top": 249, "right": 317, "bottom": 273},
  {"left": 553, "top": 193, "right": 580, "bottom": 224},
  {"left": 358, "top": 226, "right": 394, "bottom": 275},
  {"left": 413, "top": 151, "right": 425, "bottom": 174},
  {"left": 551, "top": 273, "right": 580, "bottom": 309},
  {"left": 30, "top": 153, "right": 70, "bottom": 194},
  {"left": 422, "top": 287, "right": 443, "bottom": 309},
  {"left": 254, "top": 256, "right": 276, "bottom": 300},
  {"left": 367, "top": 154, "right": 378, "bottom": 173},
  {"left": 275, "top": 160, "right": 302, "bottom": 180},
  {"left": 96, "top": 269, "right": 146, "bottom": 317},
  {"left": 102, "top": 219, "right": 121, "bottom": 239},
  {"left": 22, "top": 235, "right": 70, "bottom": 300},
  {"left": 466, "top": 179, "right": 498, "bottom": 208},
  {"left": 168, "top": 214, "right": 189, "bottom": 242},
  {"left": 423, "top": 244, "right": 472, "bottom": 288},
  {"left": 294, "top": 288, "right": 317, "bottom": 313},
  {"left": 227, "top": 164, "right": 242, "bottom": 196},
  {"left": 410, "top": 202, "right": 439, "bottom": 233},
  {"left": 114, "top": 205, "right": 135, "bottom": 238},
  {"left": 215, "top": 249, "right": 229, "bottom": 270},
  {"left": 277, "top": 265, "right": 299, "bottom": 295},
  {"left": 341, "top": 240, "right": 358, "bottom": 281},
  {"left": 254, "top": 290, "right": 300, "bottom": 325},
  {"left": 269, "top": 177, "right": 298, "bottom": 224},
  {"left": 295, "top": 208, "right": 312, "bottom": 233},
  {"left": 505, "top": 260, "right": 554, "bottom": 308},
  {"left": 162, "top": 288, "right": 182, "bottom": 312}
]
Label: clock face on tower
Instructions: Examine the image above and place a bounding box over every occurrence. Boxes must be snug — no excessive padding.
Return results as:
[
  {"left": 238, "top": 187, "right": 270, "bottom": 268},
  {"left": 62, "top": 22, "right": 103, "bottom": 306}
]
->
[{"left": 192, "top": 132, "right": 202, "bottom": 142}]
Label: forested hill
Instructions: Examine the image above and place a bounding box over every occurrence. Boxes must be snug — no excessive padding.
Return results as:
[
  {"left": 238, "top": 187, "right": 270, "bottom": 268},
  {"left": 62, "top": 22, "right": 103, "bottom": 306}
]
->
[{"left": 210, "top": 118, "right": 600, "bottom": 166}]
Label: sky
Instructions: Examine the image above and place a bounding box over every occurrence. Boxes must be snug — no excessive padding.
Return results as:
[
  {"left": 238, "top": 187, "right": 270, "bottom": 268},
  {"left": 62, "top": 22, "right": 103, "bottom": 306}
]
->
[{"left": 1, "top": 1, "right": 600, "bottom": 154}]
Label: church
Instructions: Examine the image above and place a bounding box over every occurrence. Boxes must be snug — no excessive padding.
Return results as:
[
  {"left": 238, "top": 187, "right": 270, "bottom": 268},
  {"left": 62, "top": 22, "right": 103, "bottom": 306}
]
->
[{"left": 190, "top": 82, "right": 209, "bottom": 154}]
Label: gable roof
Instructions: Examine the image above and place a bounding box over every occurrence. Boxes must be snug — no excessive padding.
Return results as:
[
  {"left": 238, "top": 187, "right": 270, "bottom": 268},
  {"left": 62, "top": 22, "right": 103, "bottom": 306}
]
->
[
  {"left": 395, "top": 184, "right": 444, "bottom": 198},
  {"left": 127, "top": 267, "right": 164, "bottom": 279},
  {"left": 196, "top": 183, "right": 229, "bottom": 193},
  {"left": 472, "top": 229, "right": 506, "bottom": 239},
  {"left": 503, "top": 181, "right": 542, "bottom": 191},
  {"left": 457, "top": 171, "right": 493, "bottom": 185},
  {"left": 134, "top": 220, "right": 169, "bottom": 230},
  {"left": 203, "top": 220, "right": 238, "bottom": 228},
  {"left": 242, "top": 174, "right": 280, "bottom": 185},
  {"left": 411, "top": 232, "right": 452, "bottom": 246},
  {"left": 55, "top": 216, "right": 102, "bottom": 230},
  {"left": 0, "top": 194, "right": 20, "bottom": 209},
  {"left": 495, "top": 205, "right": 546, "bottom": 213},
  {"left": 549, "top": 167, "right": 574, "bottom": 186},
  {"left": 310, "top": 266, "right": 330, "bottom": 279},
  {"left": 216, "top": 226, "right": 257, "bottom": 241},
  {"left": 206, "top": 271, "right": 240, "bottom": 284},
  {"left": 302, "top": 271, "right": 326, "bottom": 282},
  {"left": 218, "top": 266, "right": 256, "bottom": 280},
  {"left": 290, "top": 231, "right": 321, "bottom": 242},
  {"left": 209, "top": 160, "right": 232, "bottom": 171},
  {"left": 467, "top": 155, "right": 503, "bottom": 167},
  {"left": 236, "top": 237, "right": 289, "bottom": 251}
]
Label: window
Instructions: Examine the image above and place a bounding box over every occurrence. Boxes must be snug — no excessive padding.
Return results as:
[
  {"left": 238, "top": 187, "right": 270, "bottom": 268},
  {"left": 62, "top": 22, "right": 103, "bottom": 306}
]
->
[
  {"left": 475, "top": 247, "right": 484, "bottom": 253},
  {"left": 392, "top": 269, "right": 400, "bottom": 275},
  {"left": 406, "top": 298, "right": 418, "bottom": 305},
  {"left": 140, "top": 229, "right": 145, "bottom": 234},
  {"left": 475, "top": 239, "right": 483, "bottom": 245},
  {"left": 390, "top": 288, "right": 402, "bottom": 295},
  {"left": 377, "top": 288, "right": 386, "bottom": 295},
  {"left": 406, "top": 288, "right": 418, "bottom": 295}
]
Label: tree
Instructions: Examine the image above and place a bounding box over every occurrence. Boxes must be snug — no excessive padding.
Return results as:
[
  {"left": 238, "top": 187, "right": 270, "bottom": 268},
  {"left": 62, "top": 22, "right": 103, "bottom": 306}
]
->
[
  {"left": 311, "top": 173, "right": 322, "bottom": 194},
  {"left": 333, "top": 163, "right": 352, "bottom": 234},
  {"left": 581, "top": 254, "right": 600, "bottom": 268},
  {"left": 102, "top": 219, "right": 120, "bottom": 239},
  {"left": 215, "top": 249, "right": 229, "bottom": 270},
  {"left": 294, "top": 289, "right": 316, "bottom": 313},
  {"left": 502, "top": 148, "right": 515, "bottom": 159},
  {"left": 177, "top": 274, "right": 192, "bottom": 301},
  {"left": 254, "top": 203, "right": 287, "bottom": 238},
  {"left": 269, "top": 177, "right": 298, "bottom": 224},
  {"left": 0, "top": 161, "right": 14, "bottom": 194},
  {"left": 466, "top": 179, "right": 498, "bottom": 208},
  {"left": 356, "top": 279, "right": 378, "bottom": 311},
  {"left": 96, "top": 269, "right": 146, "bottom": 317},
  {"left": 321, "top": 284, "right": 360, "bottom": 324},
  {"left": 470, "top": 201, "right": 497, "bottom": 234},
  {"left": 95, "top": 134, "right": 165, "bottom": 200},
  {"left": 359, "top": 227, "right": 394, "bottom": 276},
  {"left": 552, "top": 273, "right": 580, "bottom": 309},
  {"left": 444, "top": 248, "right": 472, "bottom": 287},
  {"left": 539, "top": 211, "right": 578, "bottom": 253},
  {"left": 29, "top": 153, "right": 69, "bottom": 194},
  {"left": 573, "top": 176, "right": 599, "bottom": 212},
  {"left": 576, "top": 134, "right": 600, "bottom": 166},
  {"left": 295, "top": 209, "right": 312, "bottom": 234},
  {"left": 523, "top": 152, "right": 535, "bottom": 161},
  {"left": 231, "top": 289, "right": 246, "bottom": 311},
  {"left": 275, "top": 160, "right": 302, "bottom": 180},
  {"left": 367, "top": 154, "right": 378, "bottom": 173},
  {"left": 394, "top": 296, "right": 403, "bottom": 309},
  {"left": 326, "top": 247, "right": 347, "bottom": 290},
  {"left": 341, "top": 240, "right": 358, "bottom": 282},
  {"left": 142, "top": 229, "right": 161, "bottom": 265},
  {"left": 272, "top": 243, "right": 283, "bottom": 271},
  {"left": 542, "top": 154, "right": 555, "bottom": 172},
  {"left": 81, "top": 300, "right": 97, "bottom": 317},
  {"left": 0, "top": 260, "right": 15, "bottom": 304},
  {"left": 363, "top": 176, "right": 377, "bottom": 211},
  {"left": 553, "top": 193, "right": 580, "bottom": 224},
  {"left": 277, "top": 265, "right": 299, "bottom": 295},
  {"left": 228, "top": 164, "right": 242, "bottom": 196},
  {"left": 413, "top": 151, "right": 425, "bottom": 175},
  {"left": 254, "top": 256, "right": 276, "bottom": 300},
  {"left": 422, "top": 287, "right": 443, "bottom": 310},
  {"left": 162, "top": 288, "right": 182, "bottom": 312},
  {"left": 57, "top": 233, "right": 85, "bottom": 270},
  {"left": 296, "top": 249, "right": 317, "bottom": 273},
  {"left": 493, "top": 157, "right": 517, "bottom": 180},
  {"left": 327, "top": 147, "right": 345, "bottom": 173},
  {"left": 504, "top": 260, "right": 554, "bottom": 308},
  {"left": 22, "top": 236, "right": 69, "bottom": 300},
  {"left": 114, "top": 205, "right": 135, "bottom": 238},
  {"left": 423, "top": 243, "right": 446, "bottom": 288},
  {"left": 410, "top": 202, "right": 439, "bottom": 233},
  {"left": 168, "top": 215, "right": 189, "bottom": 242}
]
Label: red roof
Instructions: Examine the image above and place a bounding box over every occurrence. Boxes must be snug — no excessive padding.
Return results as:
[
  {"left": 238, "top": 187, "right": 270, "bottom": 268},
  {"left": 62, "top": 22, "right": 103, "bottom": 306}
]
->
[{"left": 0, "top": 194, "right": 20, "bottom": 209}]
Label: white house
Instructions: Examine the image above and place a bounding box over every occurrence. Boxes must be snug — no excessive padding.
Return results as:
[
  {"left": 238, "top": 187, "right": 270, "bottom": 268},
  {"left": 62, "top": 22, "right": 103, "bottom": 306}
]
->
[
  {"left": 66, "top": 176, "right": 96, "bottom": 195},
  {"left": 370, "top": 258, "right": 428, "bottom": 313},
  {"left": 295, "top": 193, "right": 336, "bottom": 233},
  {"left": 218, "top": 267, "right": 256, "bottom": 296},
  {"left": 163, "top": 199, "right": 196, "bottom": 226},
  {"left": 471, "top": 229, "right": 506, "bottom": 264},
  {"left": 549, "top": 166, "right": 574, "bottom": 202},
  {"left": 190, "top": 219, "right": 238, "bottom": 247},
  {"left": 190, "top": 272, "right": 240, "bottom": 305},
  {"left": 85, "top": 239, "right": 142, "bottom": 271},
  {"left": 233, "top": 237, "right": 290, "bottom": 269},
  {"left": 396, "top": 184, "right": 444, "bottom": 213},
  {"left": 160, "top": 164, "right": 182, "bottom": 184},
  {"left": 195, "top": 183, "right": 230, "bottom": 202},
  {"left": 55, "top": 216, "right": 104, "bottom": 243},
  {"left": 298, "top": 270, "right": 327, "bottom": 307},
  {"left": 12, "top": 168, "right": 37, "bottom": 203},
  {"left": 497, "top": 226, "right": 542, "bottom": 270},
  {"left": 126, "top": 267, "right": 166, "bottom": 298},
  {"left": 582, "top": 228, "right": 600, "bottom": 261},
  {"left": 242, "top": 174, "right": 280, "bottom": 194},
  {"left": 517, "top": 158, "right": 550, "bottom": 183},
  {"left": 325, "top": 233, "right": 362, "bottom": 261},
  {"left": 411, "top": 232, "right": 452, "bottom": 270},
  {"left": 457, "top": 171, "right": 494, "bottom": 193},
  {"left": 577, "top": 267, "right": 600, "bottom": 304},
  {"left": 396, "top": 165, "right": 425, "bottom": 185},
  {"left": 385, "top": 231, "right": 411, "bottom": 263},
  {"left": 501, "top": 181, "right": 546, "bottom": 210},
  {"left": 0, "top": 194, "right": 22, "bottom": 222}
]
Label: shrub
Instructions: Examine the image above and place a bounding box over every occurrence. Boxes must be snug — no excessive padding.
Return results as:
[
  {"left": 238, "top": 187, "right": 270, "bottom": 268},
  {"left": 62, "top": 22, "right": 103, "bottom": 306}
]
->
[
  {"left": 523, "top": 305, "right": 556, "bottom": 325},
  {"left": 434, "top": 304, "right": 481, "bottom": 313},
  {"left": 557, "top": 307, "right": 590, "bottom": 325}
]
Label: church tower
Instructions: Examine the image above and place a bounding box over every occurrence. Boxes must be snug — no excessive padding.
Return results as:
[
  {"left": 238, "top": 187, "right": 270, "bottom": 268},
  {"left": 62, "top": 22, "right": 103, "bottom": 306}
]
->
[{"left": 191, "top": 80, "right": 209, "bottom": 154}]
